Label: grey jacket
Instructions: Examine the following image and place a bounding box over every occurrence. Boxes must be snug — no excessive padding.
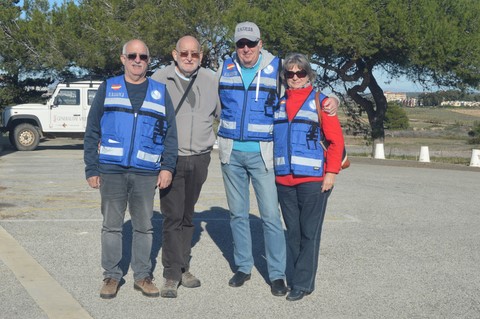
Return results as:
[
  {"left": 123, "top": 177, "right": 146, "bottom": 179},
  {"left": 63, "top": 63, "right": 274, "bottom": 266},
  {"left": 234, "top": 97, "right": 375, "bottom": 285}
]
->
[
  {"left": 216, "top": 49, "right": 281, "bottom": 170},
  {"left": 151, "top": 63, "right": 221, "bottom": 156}
]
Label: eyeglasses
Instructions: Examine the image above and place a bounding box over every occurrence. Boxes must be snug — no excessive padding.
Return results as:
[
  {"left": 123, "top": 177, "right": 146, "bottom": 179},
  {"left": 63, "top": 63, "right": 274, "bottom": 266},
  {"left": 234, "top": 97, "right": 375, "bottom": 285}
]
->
[
  {"left": 178, "top": 51, "right": 201, "bottom": 59},
  {"left": 285, "top": 70, "right": 308, "bottom": 79},
  {"left": 125, "top": 53, "right": 149, "bottom": 62},
  {"left": 236, "top": 40, "right": 259, "bottom": 49}
]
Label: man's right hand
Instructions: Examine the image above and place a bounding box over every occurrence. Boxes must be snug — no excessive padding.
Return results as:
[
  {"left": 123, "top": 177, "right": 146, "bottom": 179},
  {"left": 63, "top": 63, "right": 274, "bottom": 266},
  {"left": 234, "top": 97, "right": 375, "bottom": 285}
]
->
[{"left": 87, "top": 176, "right": 100, "bottom": 189}]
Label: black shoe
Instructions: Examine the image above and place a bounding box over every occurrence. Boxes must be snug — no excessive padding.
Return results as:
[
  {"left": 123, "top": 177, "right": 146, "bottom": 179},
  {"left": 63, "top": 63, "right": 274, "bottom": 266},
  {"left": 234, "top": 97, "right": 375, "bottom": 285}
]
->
[
  {"left": 270, "top": 279, "right": 287, "bottom": 296},
  {"left": 286, "top": 289, "right": 309, "bottom": 301},
  {"left": 228, "top": 271, "right": 251, "bottom": 287}
]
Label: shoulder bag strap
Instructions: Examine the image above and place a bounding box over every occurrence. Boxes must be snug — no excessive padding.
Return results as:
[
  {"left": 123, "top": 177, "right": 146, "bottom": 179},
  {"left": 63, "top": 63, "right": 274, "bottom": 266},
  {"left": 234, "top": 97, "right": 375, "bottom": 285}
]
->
[
  {"left": 314, "top": 91, "right": 322, "bottom": 126},
  {"left": 314, "top": 91, "right": 328, "bottom": 151},
  {"left": 175, "top": 69, "right": 199, "bottom": 115}
]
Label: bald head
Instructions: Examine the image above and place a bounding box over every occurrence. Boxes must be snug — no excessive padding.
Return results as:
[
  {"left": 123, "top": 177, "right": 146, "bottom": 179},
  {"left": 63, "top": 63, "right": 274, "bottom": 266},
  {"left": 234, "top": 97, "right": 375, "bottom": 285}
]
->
[{"left": 176, "top": 36, "right": 201, "bottom": 52}]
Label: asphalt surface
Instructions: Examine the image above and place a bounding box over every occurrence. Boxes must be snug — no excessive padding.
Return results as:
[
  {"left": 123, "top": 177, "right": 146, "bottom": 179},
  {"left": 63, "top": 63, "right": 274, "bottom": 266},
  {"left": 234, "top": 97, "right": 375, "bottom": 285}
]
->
[{"left": 0, "top": 138, "right": 479, "bottom": 319}]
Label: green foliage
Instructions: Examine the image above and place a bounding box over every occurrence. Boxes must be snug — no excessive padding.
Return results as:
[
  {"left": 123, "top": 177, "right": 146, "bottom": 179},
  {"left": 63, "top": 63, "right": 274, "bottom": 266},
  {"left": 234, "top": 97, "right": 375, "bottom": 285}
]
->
[
  {"left": 468, "top": 121, "right": 480, "bottom": 144},
  {"left": 385, "top": 102, "right": 409, "bottom": 130},
  {"left": 1, "top": 0, "right": 479, "bottom": 141}
]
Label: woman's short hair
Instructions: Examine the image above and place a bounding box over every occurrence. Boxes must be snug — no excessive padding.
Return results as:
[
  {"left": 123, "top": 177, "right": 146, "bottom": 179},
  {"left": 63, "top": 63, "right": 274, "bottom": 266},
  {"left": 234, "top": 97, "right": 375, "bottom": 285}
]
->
[{"left": 281, "top": 53, "right": 316, "bottom": 84}]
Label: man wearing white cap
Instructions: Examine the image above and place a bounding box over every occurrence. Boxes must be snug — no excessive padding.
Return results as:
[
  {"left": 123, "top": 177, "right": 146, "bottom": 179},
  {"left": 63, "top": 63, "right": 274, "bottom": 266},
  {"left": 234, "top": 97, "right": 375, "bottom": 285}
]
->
[{"left": 216, "top": 21, "right": 338, "bottom": 296}]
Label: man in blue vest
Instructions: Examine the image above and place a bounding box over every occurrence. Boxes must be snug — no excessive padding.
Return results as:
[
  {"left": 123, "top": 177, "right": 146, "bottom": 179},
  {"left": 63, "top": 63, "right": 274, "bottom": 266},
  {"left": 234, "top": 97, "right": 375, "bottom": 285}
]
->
[
  {"left": 84, "top": 39, "right": 178, "bottom": 299},
  {"left": 217, "top": 22, "right": 339, "bottom": 296}
]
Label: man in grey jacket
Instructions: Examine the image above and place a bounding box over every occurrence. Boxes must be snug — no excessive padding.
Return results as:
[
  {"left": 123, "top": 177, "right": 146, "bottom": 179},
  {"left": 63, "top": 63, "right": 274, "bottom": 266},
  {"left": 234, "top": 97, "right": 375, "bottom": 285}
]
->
[{"left": 151, "top": 35, "right": 221, "bottom": 298}]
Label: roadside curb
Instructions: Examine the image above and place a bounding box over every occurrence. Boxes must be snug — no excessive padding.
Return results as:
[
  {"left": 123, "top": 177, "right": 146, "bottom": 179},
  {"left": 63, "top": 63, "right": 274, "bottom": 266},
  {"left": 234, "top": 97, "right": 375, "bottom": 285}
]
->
[{"left": 349, "top": 156, "right": 480, "bottom": 172}]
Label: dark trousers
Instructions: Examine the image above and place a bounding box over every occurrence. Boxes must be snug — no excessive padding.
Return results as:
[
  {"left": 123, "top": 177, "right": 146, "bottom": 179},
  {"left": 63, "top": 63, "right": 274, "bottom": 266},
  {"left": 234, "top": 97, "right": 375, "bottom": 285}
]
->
[
  {"left": 276, "top": 182, "right": 331, "bottom": 293},
  {"left": 160, "top": 152, "right": 211, "bottom": 281}
]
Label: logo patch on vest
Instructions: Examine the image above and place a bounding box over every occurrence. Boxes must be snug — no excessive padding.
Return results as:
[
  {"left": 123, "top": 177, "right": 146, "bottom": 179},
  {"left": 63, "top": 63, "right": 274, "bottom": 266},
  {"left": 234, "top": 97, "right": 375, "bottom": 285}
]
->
[
  {"left": 308, "top": 100, "right": 316, "bottom": 110},
  {"left": 151, "top": 90, "right": 161, "bottom": 100},
  {"left": 111, "top": 84, "right": 122, "bottom": 90},
  {"left": 264, "top": 65, "right": 274, "bottom": 75}
]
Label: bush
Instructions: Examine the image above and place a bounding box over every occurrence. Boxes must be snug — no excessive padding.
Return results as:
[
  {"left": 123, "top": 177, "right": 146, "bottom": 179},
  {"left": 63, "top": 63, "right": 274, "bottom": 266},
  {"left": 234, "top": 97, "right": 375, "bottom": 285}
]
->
[
  {"left": 385, "top": 102, "right": 409, "bottom": 130},
  {"left": 468, "top": 121, "right": 480, "bottom": 144}
]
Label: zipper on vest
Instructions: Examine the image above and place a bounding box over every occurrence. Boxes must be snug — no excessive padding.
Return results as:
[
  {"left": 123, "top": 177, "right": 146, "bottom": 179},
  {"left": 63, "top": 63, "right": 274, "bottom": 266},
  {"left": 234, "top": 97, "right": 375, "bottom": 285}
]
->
[
  {"left": 128, "top": 112, "right": 138, "bottom": 166},
  {"left": 240, "top": 90, "right": 248, "bottom": 141},
  {"left": 287, "top": 121, "right": 292, "bottom": 171}
]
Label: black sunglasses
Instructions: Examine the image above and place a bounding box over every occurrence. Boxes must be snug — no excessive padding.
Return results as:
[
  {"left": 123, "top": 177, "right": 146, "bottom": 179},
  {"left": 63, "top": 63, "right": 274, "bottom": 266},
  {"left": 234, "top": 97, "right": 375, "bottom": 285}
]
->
[
  {"left": 178, "top": 51, "right": 201, "bottom": 59},
  {"left": 236, "top": 40, "right": 259, "bottom": 49},
  {"left": 285, "top": 70, "right": 308, "bottom": 79},
  {"left": 125, "top": 53, "right": 149, "bottom": 61}
]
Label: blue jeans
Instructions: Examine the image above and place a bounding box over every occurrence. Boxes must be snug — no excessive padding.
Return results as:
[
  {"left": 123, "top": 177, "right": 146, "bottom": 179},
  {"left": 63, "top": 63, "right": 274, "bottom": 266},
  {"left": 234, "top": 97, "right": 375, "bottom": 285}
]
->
[
  {"left": 276, "top": 182, "right": 331, "bottom": 293},
  {"left": 221, "top": 150, "right": 286, "bottom": 281},
  {"left": 100, "top": 173, "right": 157, "bottom": 282}
]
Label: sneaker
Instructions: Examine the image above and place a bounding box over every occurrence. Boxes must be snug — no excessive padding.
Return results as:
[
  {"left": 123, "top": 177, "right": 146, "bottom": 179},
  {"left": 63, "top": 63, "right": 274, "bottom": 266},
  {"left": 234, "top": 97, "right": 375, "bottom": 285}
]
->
[
  {"left": 134, "top": 276, "right": 160, "bottom": 298},
  {"left": 181, "top": 271, "right": 201, "bottom": 288},
  {"left": 100, "top": 278, "right": 119, "bottom": 299},
  {"left": 161, "top": 278, "right": 180, "bottom": 298}
]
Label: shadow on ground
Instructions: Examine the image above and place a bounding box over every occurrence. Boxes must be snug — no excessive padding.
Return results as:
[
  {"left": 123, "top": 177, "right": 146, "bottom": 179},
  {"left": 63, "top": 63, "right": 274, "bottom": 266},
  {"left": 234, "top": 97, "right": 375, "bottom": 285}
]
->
[{"left": 118, "top": 207, "right": 269, "bottom": 283}]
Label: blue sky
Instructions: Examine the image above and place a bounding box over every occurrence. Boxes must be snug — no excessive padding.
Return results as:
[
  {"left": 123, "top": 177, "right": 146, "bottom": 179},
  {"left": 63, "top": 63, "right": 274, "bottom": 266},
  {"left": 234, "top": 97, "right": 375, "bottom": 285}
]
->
[{"left": 373, "top": 70, "right": 425, "bottom": 93}]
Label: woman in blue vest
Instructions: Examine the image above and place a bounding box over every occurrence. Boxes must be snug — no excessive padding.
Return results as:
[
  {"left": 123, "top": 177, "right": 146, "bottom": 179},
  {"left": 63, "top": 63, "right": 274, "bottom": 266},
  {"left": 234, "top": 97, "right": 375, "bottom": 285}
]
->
[{"left": 273, "top": 53, "right": 345, "bottom": 301}]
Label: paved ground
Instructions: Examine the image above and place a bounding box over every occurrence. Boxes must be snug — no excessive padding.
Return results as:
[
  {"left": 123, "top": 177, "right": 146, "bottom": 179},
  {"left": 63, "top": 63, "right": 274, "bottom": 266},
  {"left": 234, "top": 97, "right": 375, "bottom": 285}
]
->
[{"left": 0, "top": 138, "right": 479, "bottom": 319}]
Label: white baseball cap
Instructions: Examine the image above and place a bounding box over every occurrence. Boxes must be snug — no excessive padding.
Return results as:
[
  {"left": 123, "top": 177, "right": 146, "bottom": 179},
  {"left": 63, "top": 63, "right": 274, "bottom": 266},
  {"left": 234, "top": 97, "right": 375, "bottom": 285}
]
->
[{"left": 234, "top": 21, "right": 261, "bottom": 43}]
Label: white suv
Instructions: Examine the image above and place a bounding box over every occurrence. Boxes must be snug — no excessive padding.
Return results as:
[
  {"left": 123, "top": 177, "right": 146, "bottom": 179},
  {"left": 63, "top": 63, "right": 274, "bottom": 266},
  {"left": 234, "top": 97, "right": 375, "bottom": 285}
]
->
[{"left": 1, "top": 80, "right": 101, "bottom": 151}]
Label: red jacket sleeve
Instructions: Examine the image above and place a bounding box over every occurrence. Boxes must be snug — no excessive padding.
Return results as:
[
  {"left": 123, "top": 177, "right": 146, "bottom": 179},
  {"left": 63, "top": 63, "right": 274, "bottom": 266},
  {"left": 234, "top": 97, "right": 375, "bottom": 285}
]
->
[{"left": 320, "top": 105, "right": 345, "bottom": 174}]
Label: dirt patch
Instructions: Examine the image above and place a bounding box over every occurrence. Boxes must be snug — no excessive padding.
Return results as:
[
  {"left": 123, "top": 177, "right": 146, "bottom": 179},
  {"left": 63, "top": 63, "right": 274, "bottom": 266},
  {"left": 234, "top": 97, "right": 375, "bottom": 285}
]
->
[{"left": 450, "top": 109, "right": 480, "bottom": 117}]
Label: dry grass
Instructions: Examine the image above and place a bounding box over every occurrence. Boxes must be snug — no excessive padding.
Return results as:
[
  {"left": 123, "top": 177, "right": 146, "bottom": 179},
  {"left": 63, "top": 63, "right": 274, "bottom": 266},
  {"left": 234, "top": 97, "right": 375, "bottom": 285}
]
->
[
  {"left": 343, "top": 107, "right": 480, "bottom": 163},
  {"left": 450, "top": 109, "right": 480, "bottom": 117}
]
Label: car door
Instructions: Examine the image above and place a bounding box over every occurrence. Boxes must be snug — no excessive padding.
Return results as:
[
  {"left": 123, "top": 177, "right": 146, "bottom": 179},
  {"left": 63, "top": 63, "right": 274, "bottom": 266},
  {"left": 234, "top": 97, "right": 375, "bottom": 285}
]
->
[
  {"left": 49, "top": 88, "right": 83, "bottom": 131},
  {"left": 83, "top": 88, "right": 98, "bottom": 129}
]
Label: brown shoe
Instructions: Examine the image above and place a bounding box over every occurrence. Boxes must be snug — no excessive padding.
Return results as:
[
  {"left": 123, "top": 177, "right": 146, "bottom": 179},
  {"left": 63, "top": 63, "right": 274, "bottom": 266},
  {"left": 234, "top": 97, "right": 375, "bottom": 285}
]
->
[
  {"left": 181, "top": 271, "right": 201, "bottom": 288},
  {"left": 160, "top": 278, "right": 180, "bottom": 298},
  {"left": 134, "top": 276, "right": 160, "bottom": 298},
  {"left": 100, "top": 278, "right": 119, "bottom": 299}
]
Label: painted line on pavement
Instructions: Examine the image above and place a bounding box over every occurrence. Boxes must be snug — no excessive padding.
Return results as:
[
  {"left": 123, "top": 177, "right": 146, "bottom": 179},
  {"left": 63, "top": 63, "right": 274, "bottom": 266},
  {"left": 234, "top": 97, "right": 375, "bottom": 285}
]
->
[{"left": 0, "top": 225, "right": 93, "bottom": 319}]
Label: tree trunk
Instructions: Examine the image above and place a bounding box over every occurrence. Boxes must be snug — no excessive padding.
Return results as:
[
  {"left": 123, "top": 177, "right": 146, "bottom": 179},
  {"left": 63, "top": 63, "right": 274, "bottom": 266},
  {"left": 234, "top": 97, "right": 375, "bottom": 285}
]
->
[
  {"left": 345, "top": 61, "right": 387, "bottom": 156},
  {"left": 368, "top": 73, "right": 388, "bottom": 143}
]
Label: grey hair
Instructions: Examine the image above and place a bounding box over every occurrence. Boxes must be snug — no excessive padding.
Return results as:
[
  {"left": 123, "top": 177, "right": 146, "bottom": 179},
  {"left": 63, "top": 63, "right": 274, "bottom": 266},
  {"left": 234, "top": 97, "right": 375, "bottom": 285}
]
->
[
  {"left": 122, "top": 39, "right": 150, "bottom": 56},
  {"left": 281, "top": 53, "right": 316, "bottom": 84}
]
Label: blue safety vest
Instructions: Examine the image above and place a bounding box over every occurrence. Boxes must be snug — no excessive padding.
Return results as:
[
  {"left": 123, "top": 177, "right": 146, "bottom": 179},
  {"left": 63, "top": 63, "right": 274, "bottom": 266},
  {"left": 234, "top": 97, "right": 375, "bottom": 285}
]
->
[
  {"left": 99, "top": 76, "right": 167, "bottom": 171},
  {"left": 273, "top": 90, "right": 327, "bottom": 176},
  {"left": 217, "top": 57, "right": 280, "bottom": 141}
]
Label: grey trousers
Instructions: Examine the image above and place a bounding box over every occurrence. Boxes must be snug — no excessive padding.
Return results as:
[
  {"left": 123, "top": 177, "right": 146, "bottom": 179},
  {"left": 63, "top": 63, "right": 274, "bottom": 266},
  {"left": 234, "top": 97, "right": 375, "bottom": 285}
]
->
[{"left": 100, "top": 173, "right": 157, "bottom": 282}]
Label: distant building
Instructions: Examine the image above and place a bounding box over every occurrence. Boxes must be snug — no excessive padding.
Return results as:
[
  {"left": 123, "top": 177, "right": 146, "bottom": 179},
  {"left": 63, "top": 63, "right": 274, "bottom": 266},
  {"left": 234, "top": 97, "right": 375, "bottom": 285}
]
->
[
  {"left": 384, "top": 91, "right": 419, "bottom": 107},
  {"left": 440, "top": 101, "right": 480, "bottom": 107},
  {"left": 384, "top": 91, "right": 407, "bottom": 102},
  {"left": 404, "top": 97, "right": 418, "bottom": 107}
]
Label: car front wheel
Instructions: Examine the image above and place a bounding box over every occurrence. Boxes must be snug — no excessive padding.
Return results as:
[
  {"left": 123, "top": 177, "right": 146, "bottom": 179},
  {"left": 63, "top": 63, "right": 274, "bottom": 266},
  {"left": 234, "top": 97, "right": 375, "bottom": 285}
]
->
[{"left": 13, "top": 123, "right": 40, "bottom": 151}]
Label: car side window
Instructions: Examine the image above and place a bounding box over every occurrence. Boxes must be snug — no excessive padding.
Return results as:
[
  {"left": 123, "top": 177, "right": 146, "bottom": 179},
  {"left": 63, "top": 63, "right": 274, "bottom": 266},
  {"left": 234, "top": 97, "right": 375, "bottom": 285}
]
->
[
  {"left": 56, "top": 89, "right": 80, "bottom": 105},
  {"left": 88, "top": 90, "right": 97, "bottom": 106}
]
